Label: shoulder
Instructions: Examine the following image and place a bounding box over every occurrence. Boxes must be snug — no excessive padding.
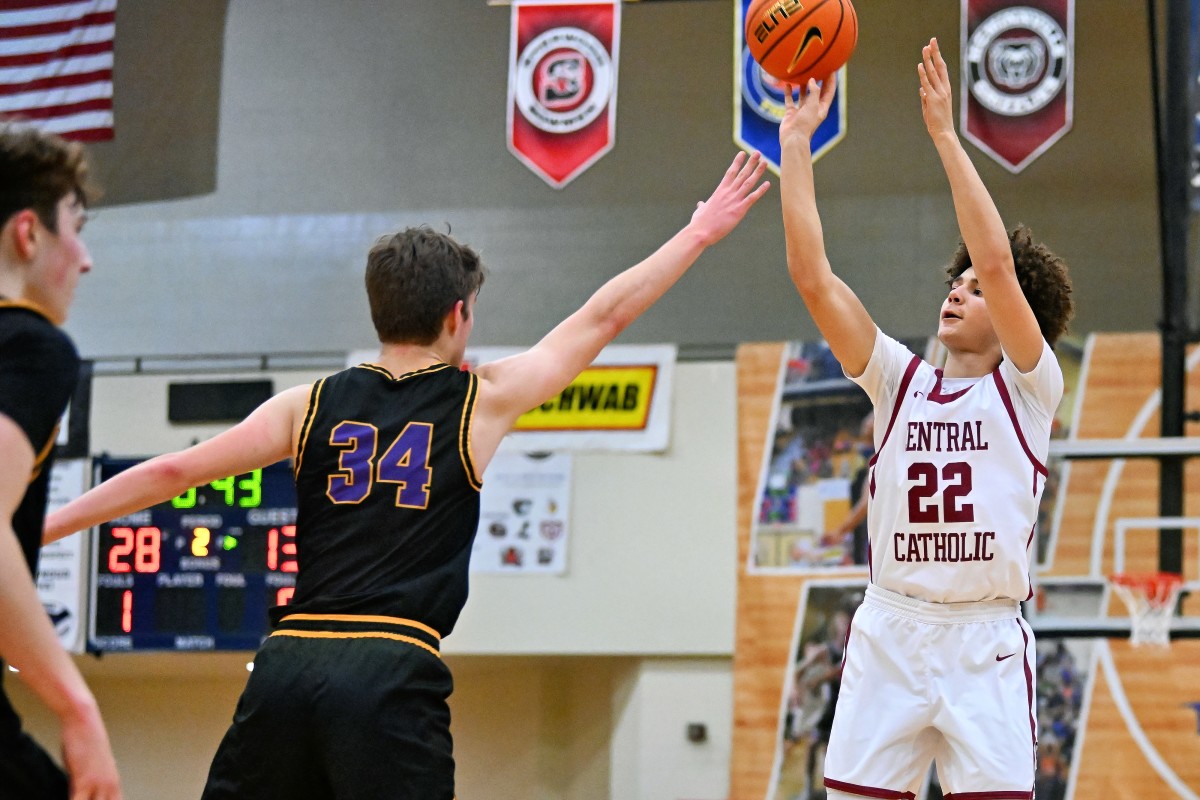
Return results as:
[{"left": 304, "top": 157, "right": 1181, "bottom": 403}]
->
[
  {"left": 849, "top": 329, "right": 921, "bottom": 389},
  {"left": 0, "top": 305, "right": 78, "bottom": 358},
  {"left": 998, "top": 339, "right": 1062, "bottom": 383},
  {"left": 0, "top": 308, "right": 78, "bottom": 390},
  {"left": 868, "top": 330, "right": 918, "bottom": 372},
  {"left": 997, "top": 339, "right": 1063, "bottom": 412}
]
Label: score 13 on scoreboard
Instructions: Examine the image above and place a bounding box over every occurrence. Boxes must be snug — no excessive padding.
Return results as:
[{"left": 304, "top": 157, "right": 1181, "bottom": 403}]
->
[{"left": 89, "top": 458, "right": 298, "bottom": 651}]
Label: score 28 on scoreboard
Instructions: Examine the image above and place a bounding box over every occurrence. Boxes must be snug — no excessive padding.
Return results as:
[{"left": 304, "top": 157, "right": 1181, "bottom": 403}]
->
[{"left": 89, "top": 458, "right": 298, "bottom": 651}]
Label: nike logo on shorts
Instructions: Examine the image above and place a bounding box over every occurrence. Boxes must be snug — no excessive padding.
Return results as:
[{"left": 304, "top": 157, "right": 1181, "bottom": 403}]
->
[{"left": 995, "top": 653, "right": 1017, "bottom": 662}]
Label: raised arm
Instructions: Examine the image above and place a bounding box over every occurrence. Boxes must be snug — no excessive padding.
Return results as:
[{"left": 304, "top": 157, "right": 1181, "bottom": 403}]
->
[
  {"left": 470, "top": 151, "right": 770, "bottom": 463},
  {"left": 779, "top": 76, "right": 877, "bottom": 378},
  {"left": 919, "top": 37, "right": 1043, "bottom": 372},
  {"left": 0, "top": 417, "right": 122, "bottom": 799},
  {"left": 44, "top": 385, "right": 309, "bottom": 544}
]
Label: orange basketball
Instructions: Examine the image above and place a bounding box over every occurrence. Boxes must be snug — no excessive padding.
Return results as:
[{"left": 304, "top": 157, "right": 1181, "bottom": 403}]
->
[{"left": 745, "top": 0, "right": 858, "bottom": 86}]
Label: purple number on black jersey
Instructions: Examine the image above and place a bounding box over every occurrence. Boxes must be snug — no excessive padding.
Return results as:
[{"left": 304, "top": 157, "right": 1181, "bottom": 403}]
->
[
  {"left": 327, "top": 421, "right": 379, "bottom": 504},
  {"left": 377, "top": 422, "right": 434, "bottom": 509},
  {"left": 325, "top": 420, "right": 435, "bottom": 508}
]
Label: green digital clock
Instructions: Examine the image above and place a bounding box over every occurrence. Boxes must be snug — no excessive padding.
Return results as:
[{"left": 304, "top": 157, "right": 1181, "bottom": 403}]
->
[{"left": 89, "top": 457, "right": 298, "bottom": 652}]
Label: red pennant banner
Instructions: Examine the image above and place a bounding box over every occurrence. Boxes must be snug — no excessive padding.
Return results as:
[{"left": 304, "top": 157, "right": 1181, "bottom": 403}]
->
[
  {"left": 961, "top": 0, "right": 1074, "bottom": 173},
  {"left": 507, "top": 1, "right": 620, "bottom": 189}
]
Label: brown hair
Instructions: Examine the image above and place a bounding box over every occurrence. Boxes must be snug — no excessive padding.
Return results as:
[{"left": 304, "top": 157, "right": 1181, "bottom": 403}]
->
[
  {"left": 0, "top": 123, "right": 94, "bottom": 232},
  {"left": 365, "top": 226, "right": 486, "bottom": 344},
  {"left": 946, "top": 224, "right": 1074, "bottom": 346}
]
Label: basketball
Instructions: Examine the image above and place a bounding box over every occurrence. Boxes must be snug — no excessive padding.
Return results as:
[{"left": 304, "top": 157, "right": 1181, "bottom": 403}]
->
[{"left": 745, "top": 0, "right": 858, "bottom": 86}]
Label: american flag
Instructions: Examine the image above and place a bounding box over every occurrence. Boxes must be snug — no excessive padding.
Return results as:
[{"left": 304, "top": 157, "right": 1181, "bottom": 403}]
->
[{"left": 0, "top": 0, "right": 115, "bottom": 141}]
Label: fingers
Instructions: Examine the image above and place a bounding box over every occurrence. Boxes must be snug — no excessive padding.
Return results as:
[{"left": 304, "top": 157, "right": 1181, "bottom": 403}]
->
[
  {"left": 921, "top": 42, "right": 936, "bottom": 89},
  {"left": 818, "top": 73, "right": 838, "bottom": 111},
  {"left": 931, "top": 36, "right": 950, "bottom": 83},
  {"left": 726, "top": 150, "right": 755, "bottom": 187},
  {"left": 784, "top": 78, "right": 824, "bottom": 110},
  {"left": 720, "top": 150, "right": 747, "bottom": 185},
  {"left": 747, "top": 178, "right": 772, "bottom": 203},
  {"left": 728, "top": 149, "right": 747, "bottom": 174},
  {"left": 920, "top": 37, "right": 952, "bottom": 99},
  {"left": 712, "top": 151, "right": 766, "bottom": 203},
  {"left": 726, "top": 151, "right": 769, "bottom": 204},
  {"left": 734, "top": 151, "right": 767, "bottom": 193}
]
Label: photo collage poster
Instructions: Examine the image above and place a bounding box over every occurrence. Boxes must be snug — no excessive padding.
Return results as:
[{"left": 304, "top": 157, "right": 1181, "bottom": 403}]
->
[{"left": 749, "top": 339, "right": 929, "bottom": 573}]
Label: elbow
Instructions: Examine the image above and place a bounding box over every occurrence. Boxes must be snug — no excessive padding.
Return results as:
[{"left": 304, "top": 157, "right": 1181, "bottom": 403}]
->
[
  {"left": 788, "top": 264, "right": 831, "bottom": 303},
  {"left": 597, "top": 315, "right": 627, "bottom": 345},
  {"left": 791, "top": 273, "right": 821, "bottom": 301},
  {"left": 588, "top": 304, "right": 630, "bottom": 344},
  {"left": 146, "top": 453, "right": 190, "bottom": 493}
]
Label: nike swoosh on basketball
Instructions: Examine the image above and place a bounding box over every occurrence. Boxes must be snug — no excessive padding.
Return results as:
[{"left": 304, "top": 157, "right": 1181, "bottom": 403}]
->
[
  {"left": 996, "top": 653, "right": 1017, "bottom": 662},
  {"left": 788, "top": 27, "right": 824, "bottom": 73}
]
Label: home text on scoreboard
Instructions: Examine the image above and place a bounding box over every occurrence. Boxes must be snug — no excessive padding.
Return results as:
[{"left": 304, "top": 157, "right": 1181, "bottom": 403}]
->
[{"left": 89, "top": 458, "right": 298, "bottom": 651}]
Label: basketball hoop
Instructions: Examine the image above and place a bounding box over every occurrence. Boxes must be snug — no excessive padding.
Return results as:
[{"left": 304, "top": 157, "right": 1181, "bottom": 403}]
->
[{"left": 1108, "top": 572, "right": 1184, "bottom": 647}]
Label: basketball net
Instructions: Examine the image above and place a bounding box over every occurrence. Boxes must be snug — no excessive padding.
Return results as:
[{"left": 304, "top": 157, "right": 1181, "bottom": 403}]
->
[{"left": 1108, "top": 573, "right": 1184, "bottom": 647}]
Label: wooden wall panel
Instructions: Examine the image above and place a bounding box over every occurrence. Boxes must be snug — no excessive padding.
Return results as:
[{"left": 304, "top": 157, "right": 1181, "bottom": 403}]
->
[
  {"left": 1073, "top": 640, "right": 1200, "bottom": 798},
  {"left": 1046, "top": 334, "right": 1200, "bottom": 616}
]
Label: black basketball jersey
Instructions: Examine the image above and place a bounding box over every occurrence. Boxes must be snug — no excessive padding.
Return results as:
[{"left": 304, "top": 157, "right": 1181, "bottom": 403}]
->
[
  {"left": 278, "top": 362, "right": 483, "bottom": 636},
  {"left": 0, "top": 300, "right": 79, "bottom": 574}
]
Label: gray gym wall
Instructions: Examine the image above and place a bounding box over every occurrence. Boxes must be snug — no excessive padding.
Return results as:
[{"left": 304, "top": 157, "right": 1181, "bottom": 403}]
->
[{"left": 73, "top": 0, "right": 1161, "bottom": 360}]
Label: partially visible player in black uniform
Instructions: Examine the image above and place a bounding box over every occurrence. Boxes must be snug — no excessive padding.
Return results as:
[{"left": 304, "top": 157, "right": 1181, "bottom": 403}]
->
[
  {"left": 0, "top": 123, "right": 122, "bottom": 799},
  {"left": 46, "top": 150, "right": 771, "bottom": 799}
]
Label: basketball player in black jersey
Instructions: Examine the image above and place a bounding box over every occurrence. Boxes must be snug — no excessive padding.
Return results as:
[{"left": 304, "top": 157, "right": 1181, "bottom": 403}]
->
[
  {"left": 0, "top": 124, "right": 122, "bottom": 799},
  {"left": 46, "top": 150, "right": 770, "bottom": 799}
]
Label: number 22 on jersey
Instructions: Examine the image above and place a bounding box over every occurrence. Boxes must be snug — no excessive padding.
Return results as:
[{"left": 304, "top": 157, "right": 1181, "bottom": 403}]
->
[{"left": 326, "top": 421, "right": 434, "bottom": 509}]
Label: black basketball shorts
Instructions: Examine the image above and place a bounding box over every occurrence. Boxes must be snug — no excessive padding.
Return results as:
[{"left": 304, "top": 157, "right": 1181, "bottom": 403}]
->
[{"left": 201, "top": 615, "right": 454, "bottom": 800}]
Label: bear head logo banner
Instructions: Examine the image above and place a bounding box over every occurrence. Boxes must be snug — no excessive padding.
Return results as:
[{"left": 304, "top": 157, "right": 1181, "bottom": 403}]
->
[
  {"left": 961, "top": 0, "right": 1074, "bottom": 173},
  {"left": 507, "top": 0, "right": 620, "bottom": 189}
]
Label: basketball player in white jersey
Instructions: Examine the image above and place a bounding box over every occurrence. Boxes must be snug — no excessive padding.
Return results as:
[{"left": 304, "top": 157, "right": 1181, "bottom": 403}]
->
[{"left": 777, "top": 39, "right": 1074, "bottom": 799}]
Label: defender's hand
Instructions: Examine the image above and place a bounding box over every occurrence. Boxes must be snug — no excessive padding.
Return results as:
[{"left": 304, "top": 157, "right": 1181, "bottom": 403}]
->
[{"left": 689, "top": 150, "right": 771, "bottom": 247}]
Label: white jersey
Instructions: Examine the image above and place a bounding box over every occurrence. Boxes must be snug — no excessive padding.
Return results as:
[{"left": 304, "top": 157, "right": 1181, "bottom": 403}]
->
[{"left": 850, "top": 330, "right": 1063, "bottom": 603}]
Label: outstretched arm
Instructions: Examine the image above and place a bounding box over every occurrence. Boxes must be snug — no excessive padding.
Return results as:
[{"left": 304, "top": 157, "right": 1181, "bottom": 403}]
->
[
  {"left": 44, "top": 385, "right": 309, "bottom": 544},
  {"left": 919, "top": 37, "right": 1043, "bottom": 371},
  {"left": 0, "top": 418, "right": 122, "bottom": 799},
  {"left": 470, "top": 152, "right": 770, "bottom": 465},
  {"left": 779, "top": 76, "right": 877, "bottom": 378}
]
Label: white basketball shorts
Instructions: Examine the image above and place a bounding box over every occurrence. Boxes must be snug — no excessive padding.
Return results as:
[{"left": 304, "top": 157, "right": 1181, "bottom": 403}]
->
[{"left": 823, "top": 584, "right": 1037, "bottom": 799}]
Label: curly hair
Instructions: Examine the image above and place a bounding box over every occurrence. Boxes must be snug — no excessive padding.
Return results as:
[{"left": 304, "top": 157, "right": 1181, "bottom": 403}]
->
[
  {"left": 365, "top": 226, "right": 486, "bottom": 344},
  {"left": 0, "top": 122, "right": 94, "bottom": 232},
  {"left": 945, "top": 224, "right": 1074, "bottom": 346}
]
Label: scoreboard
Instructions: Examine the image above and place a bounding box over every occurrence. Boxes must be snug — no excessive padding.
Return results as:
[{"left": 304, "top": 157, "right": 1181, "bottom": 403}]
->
[{"left": 89, "top": 458, "right": 298, "bottom": 652}]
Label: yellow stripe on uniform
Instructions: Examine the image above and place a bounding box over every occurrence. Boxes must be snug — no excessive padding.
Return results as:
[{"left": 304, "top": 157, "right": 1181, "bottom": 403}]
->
[
  {"left": 277, "top": 613, "right": 441, "bottom": 640},
  {"left": 0, "top": 299, "right": 53, "bottom": 319},
  {"left": 293, "top": 378, "right": 325, "bottom": 478},
  {"left": 458, "top": 372, "right": 482, "bottom": 491},
  {"left": 270, "top": 629, "right": 440, "bottom": 658},
  {"left": 356, "top": 362, "right": 394, "bottom": 379},
  {"left": 28, "top": 423, "right": 59, "bottom": 483},
  {"left": 356, "top": 363, "right": 455, "bottom": 382}
]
